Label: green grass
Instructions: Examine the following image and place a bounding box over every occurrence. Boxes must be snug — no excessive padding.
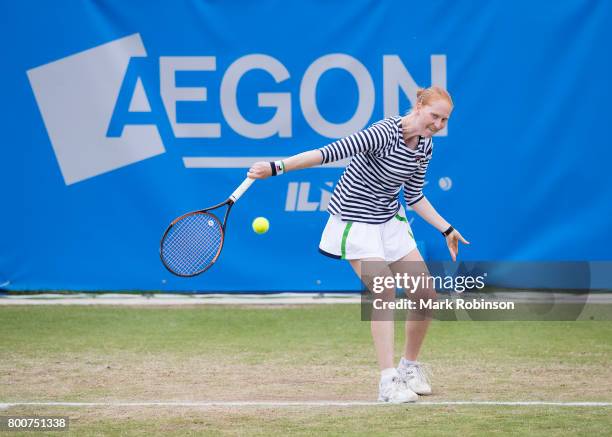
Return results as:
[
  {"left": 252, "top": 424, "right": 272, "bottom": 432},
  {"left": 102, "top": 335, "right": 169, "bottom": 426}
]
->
[
  {"left": 5, "top": 405, "right": 612, "bottom": 436},
  {"left": 2, "top": 305, "right": 611, "bottom": 362},
  {"left": 1, "top": 305, "right": 611, "bottom": 435}
]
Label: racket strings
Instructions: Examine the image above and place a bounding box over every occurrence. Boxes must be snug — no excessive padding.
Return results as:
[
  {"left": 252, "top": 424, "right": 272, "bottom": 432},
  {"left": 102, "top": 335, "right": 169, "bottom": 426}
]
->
[{"left": 161, "top": 213, "right": 223, "bottom": 276}]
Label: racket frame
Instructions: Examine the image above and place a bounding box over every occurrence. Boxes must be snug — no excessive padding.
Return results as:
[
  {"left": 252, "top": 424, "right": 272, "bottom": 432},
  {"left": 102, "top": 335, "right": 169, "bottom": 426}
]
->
[{"left": 159, "top": 177, "right": 254, "bottom": 277}]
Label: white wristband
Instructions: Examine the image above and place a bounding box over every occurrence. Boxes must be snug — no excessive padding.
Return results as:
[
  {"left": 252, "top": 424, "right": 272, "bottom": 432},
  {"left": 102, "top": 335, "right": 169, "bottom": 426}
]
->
[{"left": 273, "top": 160, "right": 286, "bottom": 175}]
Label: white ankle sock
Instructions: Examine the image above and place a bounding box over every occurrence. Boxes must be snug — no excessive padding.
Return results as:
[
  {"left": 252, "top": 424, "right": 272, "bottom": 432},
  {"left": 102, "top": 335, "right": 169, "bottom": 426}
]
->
[
  {"left": 399, "top": 357, "right": 418, "bottom": 368},
  {"left": 380, "top": 367, "right": 399, "bottom": 382}
]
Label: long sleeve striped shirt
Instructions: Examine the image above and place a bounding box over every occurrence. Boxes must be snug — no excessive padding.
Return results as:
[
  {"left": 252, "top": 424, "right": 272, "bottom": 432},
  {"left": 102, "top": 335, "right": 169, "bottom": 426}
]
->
[{"left": 318, "top": 117, "right": 433, "bottom": 224}]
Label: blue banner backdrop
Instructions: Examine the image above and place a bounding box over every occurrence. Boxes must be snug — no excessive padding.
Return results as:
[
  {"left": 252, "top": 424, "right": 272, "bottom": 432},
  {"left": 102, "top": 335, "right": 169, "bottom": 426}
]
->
[{"left": 0, "top": 1, "right": 611, "bottom": 291}]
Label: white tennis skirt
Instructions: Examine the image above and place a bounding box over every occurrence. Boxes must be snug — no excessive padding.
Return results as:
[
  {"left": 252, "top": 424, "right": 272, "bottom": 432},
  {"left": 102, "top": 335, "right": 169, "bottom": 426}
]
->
[{"left": 318, "top": 207, "right": 417, "bottom": 262}]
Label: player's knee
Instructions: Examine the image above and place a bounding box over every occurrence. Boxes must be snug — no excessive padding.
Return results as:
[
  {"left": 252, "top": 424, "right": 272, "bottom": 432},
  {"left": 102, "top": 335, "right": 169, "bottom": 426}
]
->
[
  {"left": 407, "top": 285, "right": 436, "bottom": 320},
  {"left": 404, "top": 284, "right": 436, "bottom": 300}
]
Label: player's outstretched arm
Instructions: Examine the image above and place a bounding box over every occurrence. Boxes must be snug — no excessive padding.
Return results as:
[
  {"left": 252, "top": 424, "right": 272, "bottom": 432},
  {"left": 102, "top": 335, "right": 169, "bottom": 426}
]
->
[
  {"left": 410, "top": 196, "right": 450, "bottom": 232},
  {"left": 411, "top": 196, "right": 470, "bottom": 261},
  {"left": 247, "top": 150, "right": 323, "bottom": 179}
]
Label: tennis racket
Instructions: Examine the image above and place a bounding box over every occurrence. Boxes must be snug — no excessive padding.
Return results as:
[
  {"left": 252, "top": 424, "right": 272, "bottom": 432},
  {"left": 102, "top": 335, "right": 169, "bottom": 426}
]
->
[{"left": 160, "top": 177, "right": 255, "bottom": 277}]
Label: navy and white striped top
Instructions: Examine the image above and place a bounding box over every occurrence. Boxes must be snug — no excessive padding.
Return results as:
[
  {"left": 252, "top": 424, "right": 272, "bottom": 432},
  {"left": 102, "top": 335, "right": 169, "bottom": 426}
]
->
[{"left": 319, "top": 117, "right": 433, "bottom": 224}]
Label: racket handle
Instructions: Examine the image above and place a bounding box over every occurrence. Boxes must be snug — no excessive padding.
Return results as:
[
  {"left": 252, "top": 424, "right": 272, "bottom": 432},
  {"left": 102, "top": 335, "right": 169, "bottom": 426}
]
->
[{"left": 229, "top": 177, "right": 255, "bottom": 203}]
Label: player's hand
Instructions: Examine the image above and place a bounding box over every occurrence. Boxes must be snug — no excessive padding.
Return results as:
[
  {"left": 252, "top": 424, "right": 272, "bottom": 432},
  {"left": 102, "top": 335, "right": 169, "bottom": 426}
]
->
[
  {"left": 445, "top": 229, "right": 470, "bottom": 262},
  {"left": 248, "top": 161, "right": 273, "bottom": 179}
]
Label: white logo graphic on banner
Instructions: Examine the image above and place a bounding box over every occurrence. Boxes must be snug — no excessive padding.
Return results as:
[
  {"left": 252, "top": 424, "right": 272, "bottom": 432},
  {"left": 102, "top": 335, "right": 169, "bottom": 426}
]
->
[
  {"left": 438, "top": 176, "right": 453, "bottom": 191},
  {"left": 27, "top": 33, "right": 447, "bottom": 186},
  {"left": 285, "top": 182, "right": 334, "bottom": 212},
  {"left": 27, "top": 34, "right": 165, "bottom": 185}
]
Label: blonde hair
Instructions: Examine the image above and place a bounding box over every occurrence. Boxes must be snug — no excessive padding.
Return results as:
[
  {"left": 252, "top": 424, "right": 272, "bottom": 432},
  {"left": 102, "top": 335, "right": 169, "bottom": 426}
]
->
[{"left": 407, "top": 86, "right": 453, "bottom": 114}]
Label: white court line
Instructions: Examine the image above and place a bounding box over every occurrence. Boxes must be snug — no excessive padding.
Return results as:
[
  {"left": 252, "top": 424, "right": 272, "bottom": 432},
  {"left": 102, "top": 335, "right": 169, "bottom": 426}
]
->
[
  {"left": 0, "top": 297, "right": 361, "bottom": 306},
  {"left": 3, "top": 292, "right": 611, "bottom": 306},
  {"left": 1, "top": 401, "right": 611, "bottom": 409}
]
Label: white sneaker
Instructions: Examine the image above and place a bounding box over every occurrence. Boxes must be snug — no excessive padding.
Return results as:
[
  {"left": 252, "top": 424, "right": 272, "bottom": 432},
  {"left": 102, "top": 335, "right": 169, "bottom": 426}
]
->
[
  {"left": 397, "top": 362, "right": 432, "bottom": 395},
  {"left": 378, "top": 376, "right": 418, "bottom": 403}
]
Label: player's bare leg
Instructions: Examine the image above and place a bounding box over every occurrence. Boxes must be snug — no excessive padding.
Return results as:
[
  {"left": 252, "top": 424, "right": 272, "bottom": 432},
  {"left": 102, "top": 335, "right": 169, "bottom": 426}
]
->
[
  {"left": 349, "top": 257, "right": 394, "bottom": 369},
  {"left": 350, "top": 257, "right": 418, "bottom": 402},
  {"left": 388, "top": 248, "right": 434, "bottom": 359},
  {"left": 389, "top": 248, "right": 435, "bottom": 394}
]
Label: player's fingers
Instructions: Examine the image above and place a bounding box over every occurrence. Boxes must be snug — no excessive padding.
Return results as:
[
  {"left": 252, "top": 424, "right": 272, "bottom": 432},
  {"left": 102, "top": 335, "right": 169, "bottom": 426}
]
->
[
  {"left": 457, "top": 231, "right": 470, "bottom": 245},
  {"left": 248, "top": 162, "right": 270, "bottom": 179},
  {"left": 447, "top": 240, "right": 457, "bottom": 261},
  {"left": 256, "top": 161, "right": 273, "bottom": 177}
]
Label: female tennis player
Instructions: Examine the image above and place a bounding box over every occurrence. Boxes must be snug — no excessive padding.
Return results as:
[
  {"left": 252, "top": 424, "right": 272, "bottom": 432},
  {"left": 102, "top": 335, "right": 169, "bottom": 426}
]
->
[{"left": 248, "top": 86, "right": 469, "bottom": 403}]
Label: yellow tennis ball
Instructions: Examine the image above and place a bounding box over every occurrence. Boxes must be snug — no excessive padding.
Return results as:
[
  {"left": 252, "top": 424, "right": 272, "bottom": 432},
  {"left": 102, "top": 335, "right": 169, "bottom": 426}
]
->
[{"left": 252, "top": 217, "right": 269, "bottom": 234}]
